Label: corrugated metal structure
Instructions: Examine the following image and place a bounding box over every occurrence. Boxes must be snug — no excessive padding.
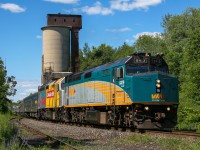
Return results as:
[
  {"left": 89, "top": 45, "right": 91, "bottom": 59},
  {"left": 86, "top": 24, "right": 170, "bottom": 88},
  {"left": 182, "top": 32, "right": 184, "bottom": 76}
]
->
[
  {"left": 47, "top": 14, "right": 82, "bottom": 28},
  {"left": 41, "top": 26, "right": 70, "bottom": 84}
]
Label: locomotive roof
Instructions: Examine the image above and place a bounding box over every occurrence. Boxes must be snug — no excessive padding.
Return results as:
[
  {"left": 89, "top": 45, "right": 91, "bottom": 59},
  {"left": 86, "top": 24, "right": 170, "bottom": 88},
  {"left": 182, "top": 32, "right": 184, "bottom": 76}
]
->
[
  {"left": 83, "top": 56, "right": 131, "bottom": 74},
  {"left": 23, "top": 92, "right": 38, "bottom": 102},
  {"left": 68, "top": 53, "right": 168, "bottom": 78}
]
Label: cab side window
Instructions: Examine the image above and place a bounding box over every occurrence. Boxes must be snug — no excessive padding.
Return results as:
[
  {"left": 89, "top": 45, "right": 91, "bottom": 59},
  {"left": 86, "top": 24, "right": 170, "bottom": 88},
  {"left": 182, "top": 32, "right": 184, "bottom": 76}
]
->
[{"left": 116, "top": 67, "right": 124, "bottom": 80}]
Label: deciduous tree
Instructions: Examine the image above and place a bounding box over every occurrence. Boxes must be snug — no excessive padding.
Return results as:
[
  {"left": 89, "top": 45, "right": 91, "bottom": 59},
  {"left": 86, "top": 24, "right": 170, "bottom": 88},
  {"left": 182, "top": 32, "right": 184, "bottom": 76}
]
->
[{"left": 0, "top": 58, "right": 17, "bottom": 113}]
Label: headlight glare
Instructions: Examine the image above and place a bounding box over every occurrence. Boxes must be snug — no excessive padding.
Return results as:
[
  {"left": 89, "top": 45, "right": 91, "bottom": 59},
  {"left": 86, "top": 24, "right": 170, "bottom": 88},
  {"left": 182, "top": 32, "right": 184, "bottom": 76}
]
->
[
  {"left": 156, "top": 79, "right": 161, "bottom": 83},
  {"left": 166, "top": 107, "right": 171, "bottom": 111},
  {"left": 156, "top": 84, "right": 161, "bottom": 88},
  {"left": 144, "top": 106, "right": 149, "bottom": 111}
]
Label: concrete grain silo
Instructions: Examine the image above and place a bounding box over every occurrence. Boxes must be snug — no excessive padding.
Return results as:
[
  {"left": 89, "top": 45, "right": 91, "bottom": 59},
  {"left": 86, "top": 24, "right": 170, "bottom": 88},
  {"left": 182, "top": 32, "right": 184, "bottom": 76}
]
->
[
  {"left": 41, "top": 26, "right": 70, "bottom": 84},
  {"left": 41, "top": 14, "right": 82, "bottom": 84}
]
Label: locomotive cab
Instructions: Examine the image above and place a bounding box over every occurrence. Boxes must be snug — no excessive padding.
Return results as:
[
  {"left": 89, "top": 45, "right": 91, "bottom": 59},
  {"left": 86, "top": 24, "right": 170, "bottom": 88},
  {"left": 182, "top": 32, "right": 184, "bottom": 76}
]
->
[{"left": 123, "top": 53, "right": 179, "bottom": 129}]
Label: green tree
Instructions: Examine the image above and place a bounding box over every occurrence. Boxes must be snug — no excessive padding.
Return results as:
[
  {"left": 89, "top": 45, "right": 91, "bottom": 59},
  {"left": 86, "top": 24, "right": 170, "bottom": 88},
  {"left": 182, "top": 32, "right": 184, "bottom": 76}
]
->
[
  {"left": 92, "top": 44, "right": 115, "bottom": 65},
  {"left": 134, "top": 34, "right": 166, "bottom": 54},
  {"left": 79, "top": 43, "right": 92, "bottom": 71},
  {"left": 114, "top": 42, "right": 135, "bottom": 60},
  {"left": 162, "top": 8, "right": 200, "bottom": 126},
  {"left": 79, "top": 43, "right": 115, "bottom": 70},
  {"left": 0, "top": 58, "right": 17, "bottom": 113},
  {"left": 162, "top": 8, "right": 200, "bottom": 102}
]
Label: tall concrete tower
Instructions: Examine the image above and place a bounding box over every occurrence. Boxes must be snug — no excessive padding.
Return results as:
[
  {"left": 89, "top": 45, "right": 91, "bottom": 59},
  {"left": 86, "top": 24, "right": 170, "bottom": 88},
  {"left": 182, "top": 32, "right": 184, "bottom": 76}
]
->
[{"left": 41, "top": 14, "right": 82, "bottom": 84}]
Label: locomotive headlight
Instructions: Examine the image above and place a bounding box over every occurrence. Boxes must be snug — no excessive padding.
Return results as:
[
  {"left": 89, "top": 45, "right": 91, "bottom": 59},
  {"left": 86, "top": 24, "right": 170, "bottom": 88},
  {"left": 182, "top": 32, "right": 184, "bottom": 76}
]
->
[
  {"left": 166, "top": 107, "right": 171, "bottom": 111},
  {"left": 144, "top": 106, "right": 149, "bottom": 111},
  {"left": 156, "top": 84, "right": 161, "bottom": 88},
  {"left": 156, "top": 79, "right": 161, "bottom": 83},
  {"left": 156, "top": 79, "right": 161, "bottom": 93}
]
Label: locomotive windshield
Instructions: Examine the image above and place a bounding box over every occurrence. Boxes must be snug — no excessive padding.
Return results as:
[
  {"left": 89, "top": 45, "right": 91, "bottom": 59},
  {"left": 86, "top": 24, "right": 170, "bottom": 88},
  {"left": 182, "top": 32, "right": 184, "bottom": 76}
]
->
[
  {"left": 126, "top": 53, "right": 169, "bottom": 75},
  {"left": 126, "top": 65, "right": 168, "bottom": 75}
]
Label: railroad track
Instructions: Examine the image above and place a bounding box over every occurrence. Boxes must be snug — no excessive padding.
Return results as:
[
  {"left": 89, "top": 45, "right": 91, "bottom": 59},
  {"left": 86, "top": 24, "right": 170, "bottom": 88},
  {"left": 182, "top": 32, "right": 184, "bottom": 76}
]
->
[
  {"left": 145, "top": 129, "right": 200, "bottom": 138},
  {"left": 10, "top": 117, "right": 199, "bottom": 150},
  {"left": 17, "top": 117, "right": 200, "bottom": 140},
  {"left": 61, "top": 121, "right": 200, "bottom": 138},
  {"left": 16, "top": 118, "right": 79, "bottom": 150},
  {"left": 170, "top": 130, "right": 200, "bottom": 137}
]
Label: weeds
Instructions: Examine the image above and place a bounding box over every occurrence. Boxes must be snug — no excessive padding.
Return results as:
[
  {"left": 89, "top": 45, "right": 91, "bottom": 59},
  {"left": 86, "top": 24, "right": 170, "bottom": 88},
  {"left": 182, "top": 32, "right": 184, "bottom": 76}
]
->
[
  {"left": 115, "top": 133, "right": 200, "bottom": 150},
  {"left": 117, "top": 134, "right": 153, "bottom": 143},
  {"left": 0, "top": 113, "right": 18, "bottom": 149},
  {"left": 156, "top": 137, "right": 200, "bottom": 150}
]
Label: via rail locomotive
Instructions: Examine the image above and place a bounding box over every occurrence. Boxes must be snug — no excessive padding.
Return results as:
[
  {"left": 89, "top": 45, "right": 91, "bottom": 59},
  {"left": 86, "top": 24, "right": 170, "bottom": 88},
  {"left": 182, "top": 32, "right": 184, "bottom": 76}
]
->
[{"left": 18, "top": 53, "right": 179, "bottom": 129}]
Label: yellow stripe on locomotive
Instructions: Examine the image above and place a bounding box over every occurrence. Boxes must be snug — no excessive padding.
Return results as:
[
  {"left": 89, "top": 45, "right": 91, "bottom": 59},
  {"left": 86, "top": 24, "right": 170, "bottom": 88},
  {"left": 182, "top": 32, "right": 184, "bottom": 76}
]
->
[{"left": 65, "top": 81, "right": 131, "bottom": 107}]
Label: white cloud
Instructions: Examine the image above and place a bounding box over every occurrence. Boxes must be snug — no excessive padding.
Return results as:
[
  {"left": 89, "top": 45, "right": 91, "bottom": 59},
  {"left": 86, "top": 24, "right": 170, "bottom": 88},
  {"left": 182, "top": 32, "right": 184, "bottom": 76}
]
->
[
  {"left": 110, "top": 0, "right": 163, "bottom": 11},
  {"left": 9, "top": 80, "right": 40, "bottom": 101},
  {"left": 19, "top": 92, "right": 27, "bottom": 96},
  {"left": 17, "top": 80, "right": 40, "bottom": 88},
  {"left": 36, "top": 35, "right": 42, "bottom": 39},
  {"left": 133, "top": 32, "right": 161, "bottom": 39},
  {"left": 125, "top": 32, "right": 161, "bottom": 44},
  {"left": 125, "top": 39, "right": 134, "bottom": 44},
  {"left": 66, "top": 0, "right": 163, "bottom": 15},
  {"left": 0, "top": 3, "right": 26, "bottom": 13},
  {"left": 26, "top": 88, "right": 38, "bottom": 93},
  {"left": 106, "top": 27, "right": 131, "bottom": 32},
  {"left": 80, "top": 1, "right": 113, "bottom": 15},
  {"left": 44, "top": 0, "right": 79, "bottom": 4}
]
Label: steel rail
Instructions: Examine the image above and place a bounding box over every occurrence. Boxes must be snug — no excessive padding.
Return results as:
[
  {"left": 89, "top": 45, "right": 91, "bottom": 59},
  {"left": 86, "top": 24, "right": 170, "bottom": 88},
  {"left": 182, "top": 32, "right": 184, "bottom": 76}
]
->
[
  {"left": 17, "top": 119, "right": 79, "bottom": 150},
  {"left": 145, "top": 130, "right": 200, "bottom": 137}
]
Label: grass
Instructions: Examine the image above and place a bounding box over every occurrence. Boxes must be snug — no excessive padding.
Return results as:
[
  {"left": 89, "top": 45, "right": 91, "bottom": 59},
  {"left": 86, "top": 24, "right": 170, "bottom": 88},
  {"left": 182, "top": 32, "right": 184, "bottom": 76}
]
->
[
  {"left": 0, "top": 113, "right": 18, "bottom": 149},
  {"left": 156, "top": 137, "right": 200, "bottom": 150},
  {"left": 118, "top": 134, "right": 153, "bottom": 143},
  {"left": 115, "top": 133, "right": 200, "bottom": 150}
]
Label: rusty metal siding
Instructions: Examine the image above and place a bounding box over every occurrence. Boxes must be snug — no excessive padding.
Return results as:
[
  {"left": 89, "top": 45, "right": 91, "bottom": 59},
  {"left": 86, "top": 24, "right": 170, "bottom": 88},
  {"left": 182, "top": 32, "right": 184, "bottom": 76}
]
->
[{"left": 47, "top": 14, "right": 82, "bottom": 29}]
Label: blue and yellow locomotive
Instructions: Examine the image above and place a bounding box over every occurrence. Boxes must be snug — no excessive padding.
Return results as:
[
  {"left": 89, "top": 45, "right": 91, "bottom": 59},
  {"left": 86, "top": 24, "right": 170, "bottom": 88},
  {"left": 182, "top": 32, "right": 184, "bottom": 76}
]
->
[{"left": 20, "top": 53, "right": 178, "bottom": 129}]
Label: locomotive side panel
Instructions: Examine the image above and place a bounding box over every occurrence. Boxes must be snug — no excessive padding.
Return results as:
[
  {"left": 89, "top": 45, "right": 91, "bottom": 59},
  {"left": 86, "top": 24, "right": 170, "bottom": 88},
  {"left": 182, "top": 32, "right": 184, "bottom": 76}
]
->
[
  {"left": 65, "top": 80, "right": 131, "bottom": 107},
  {"left": 38, "top": 90, "right": 46, "bottom": 109},
  {"left": 23, "top": 93, "right": 38, "bottom": 117}
]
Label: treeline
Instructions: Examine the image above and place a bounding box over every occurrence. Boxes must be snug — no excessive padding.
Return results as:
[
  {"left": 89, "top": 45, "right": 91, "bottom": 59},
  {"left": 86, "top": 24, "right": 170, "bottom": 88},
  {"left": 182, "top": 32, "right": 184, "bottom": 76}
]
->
[
  {"left": 79, "top": 8, "right": 200, "bottom": 129},
  {"left": 0, "top": 58, "right": 17, "bottom": 113}
]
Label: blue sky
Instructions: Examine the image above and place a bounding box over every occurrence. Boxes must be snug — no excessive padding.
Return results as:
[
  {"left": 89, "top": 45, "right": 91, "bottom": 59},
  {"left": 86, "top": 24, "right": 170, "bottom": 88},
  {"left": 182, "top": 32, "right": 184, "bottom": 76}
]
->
[{"left": 0, "top": 0, "right": 199, "bottom": 101}]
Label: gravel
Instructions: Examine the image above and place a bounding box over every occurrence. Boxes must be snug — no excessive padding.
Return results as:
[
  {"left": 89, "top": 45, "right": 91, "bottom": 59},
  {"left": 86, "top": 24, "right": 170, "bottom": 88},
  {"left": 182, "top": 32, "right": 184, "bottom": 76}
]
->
[{"left": 21, "top": 118, "right": 163, "bottom": 150}]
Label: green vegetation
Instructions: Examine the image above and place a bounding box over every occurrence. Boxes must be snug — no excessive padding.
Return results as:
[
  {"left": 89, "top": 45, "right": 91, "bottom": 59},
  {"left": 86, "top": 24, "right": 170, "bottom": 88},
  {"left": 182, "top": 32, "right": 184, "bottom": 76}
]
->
[
  {"left": 0, "top": 114, "right": 18, "bottom": 149},
  {"left": 0, "top": 58, "right": 18, "bottom": 148},
  {"left": 116, "top": 134, "right": 200, "bottom": 150},
  {"left": 118, "top": 134, "right": 153, "bottom": 143},
  {"left": 156, "top": 137, "right": 200, "bottom": 150},
  {"left": 161, "top": 8, "right": 200, "bottom": 130},
  {"left": 79, "top": 8, "right": 200, "bottom": 131},
  {"left": 0, "top": 58, "right": 17, "bottom": 113}
]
